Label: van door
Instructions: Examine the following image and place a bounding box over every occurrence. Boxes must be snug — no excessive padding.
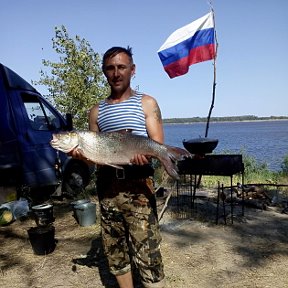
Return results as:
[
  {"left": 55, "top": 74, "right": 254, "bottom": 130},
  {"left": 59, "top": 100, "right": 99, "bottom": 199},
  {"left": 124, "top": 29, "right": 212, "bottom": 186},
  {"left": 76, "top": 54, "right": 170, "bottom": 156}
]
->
[{"left": 15, "top": 92, "right": 67, "bottom": 188}]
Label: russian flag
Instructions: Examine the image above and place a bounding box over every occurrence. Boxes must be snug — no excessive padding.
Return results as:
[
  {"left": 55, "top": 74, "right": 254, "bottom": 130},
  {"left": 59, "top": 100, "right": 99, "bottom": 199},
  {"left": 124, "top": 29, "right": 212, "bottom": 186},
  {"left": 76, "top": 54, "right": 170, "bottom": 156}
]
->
[{"left": 158, "top": 12, "right": 216, "bottom": 79}]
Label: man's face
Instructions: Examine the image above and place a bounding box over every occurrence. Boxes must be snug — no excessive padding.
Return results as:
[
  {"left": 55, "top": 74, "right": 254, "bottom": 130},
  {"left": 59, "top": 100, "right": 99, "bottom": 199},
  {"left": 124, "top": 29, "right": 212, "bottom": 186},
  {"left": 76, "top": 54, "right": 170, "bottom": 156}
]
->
[{"left": 103, "top": 52, "right": 135, "bottom": 94}]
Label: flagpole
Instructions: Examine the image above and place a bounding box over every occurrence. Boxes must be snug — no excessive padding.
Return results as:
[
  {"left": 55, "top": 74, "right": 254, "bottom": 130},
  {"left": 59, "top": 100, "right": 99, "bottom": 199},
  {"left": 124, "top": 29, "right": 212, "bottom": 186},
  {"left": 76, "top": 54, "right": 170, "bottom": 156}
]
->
[
  {"left": 204, "top": 8, "right": 218, "bottom": 138},
  {"left": 197, "top": 6, "right": 218, "bottom": 188}
]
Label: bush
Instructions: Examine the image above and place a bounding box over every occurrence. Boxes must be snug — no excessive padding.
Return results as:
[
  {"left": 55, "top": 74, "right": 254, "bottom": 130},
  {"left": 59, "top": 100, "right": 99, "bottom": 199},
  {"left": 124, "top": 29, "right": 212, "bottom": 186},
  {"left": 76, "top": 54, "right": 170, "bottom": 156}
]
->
[
  {"left": 281, "top": 155, "right": 288, "bottom": 174},
  {"left": 201, "top": 151, "right": 278, "bottom": 187}
]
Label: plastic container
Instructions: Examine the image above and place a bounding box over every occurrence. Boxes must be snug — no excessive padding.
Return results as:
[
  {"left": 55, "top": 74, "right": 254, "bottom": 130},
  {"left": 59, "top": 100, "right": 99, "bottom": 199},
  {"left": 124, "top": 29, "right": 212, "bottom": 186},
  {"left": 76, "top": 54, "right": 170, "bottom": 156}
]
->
[
  {"left": 27, "top": 225, "right": 56, "bottom": 255},
  {"left": 0, "top": 198, "right": 29, "bottom": 220}
]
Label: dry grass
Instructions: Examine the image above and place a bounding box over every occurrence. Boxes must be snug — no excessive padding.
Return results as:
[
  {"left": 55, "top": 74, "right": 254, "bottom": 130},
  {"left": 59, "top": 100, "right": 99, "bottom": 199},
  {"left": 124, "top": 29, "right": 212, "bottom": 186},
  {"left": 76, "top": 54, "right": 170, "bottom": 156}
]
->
[{"left": 1, "top": 186, "right": 288, "bottom": 288}]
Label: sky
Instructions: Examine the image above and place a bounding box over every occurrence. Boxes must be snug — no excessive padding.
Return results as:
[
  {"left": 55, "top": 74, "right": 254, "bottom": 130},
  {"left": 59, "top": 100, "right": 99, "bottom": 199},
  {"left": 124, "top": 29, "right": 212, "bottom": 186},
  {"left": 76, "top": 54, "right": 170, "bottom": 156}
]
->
[{"left": 1, "top": 0, "right": 288, "bottom": 119}]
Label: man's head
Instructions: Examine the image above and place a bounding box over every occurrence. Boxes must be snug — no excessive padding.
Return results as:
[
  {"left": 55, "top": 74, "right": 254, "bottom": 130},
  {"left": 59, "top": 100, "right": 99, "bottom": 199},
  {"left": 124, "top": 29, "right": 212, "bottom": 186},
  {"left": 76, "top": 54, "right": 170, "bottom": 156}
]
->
[
  {"left": 102, "top": 46, "right": 134, "bottom": 69},
  {"left": 102, "top": 46, "right": 136, "bottom": 95}
]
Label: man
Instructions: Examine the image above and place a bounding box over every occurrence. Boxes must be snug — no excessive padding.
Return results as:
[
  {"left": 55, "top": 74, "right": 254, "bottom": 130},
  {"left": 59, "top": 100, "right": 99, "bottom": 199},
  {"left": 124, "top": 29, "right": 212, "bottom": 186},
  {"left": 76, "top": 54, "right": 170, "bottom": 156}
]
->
[{"left": 77, "top": 46, "right": 165, "bottom": 288}]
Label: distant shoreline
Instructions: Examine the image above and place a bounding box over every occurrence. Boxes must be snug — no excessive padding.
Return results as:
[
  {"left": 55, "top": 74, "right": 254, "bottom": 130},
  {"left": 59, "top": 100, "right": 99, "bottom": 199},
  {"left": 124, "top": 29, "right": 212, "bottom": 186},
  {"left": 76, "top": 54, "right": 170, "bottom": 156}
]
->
[{"left": 163, "top": 116, "right": 288, "bottom": 125}]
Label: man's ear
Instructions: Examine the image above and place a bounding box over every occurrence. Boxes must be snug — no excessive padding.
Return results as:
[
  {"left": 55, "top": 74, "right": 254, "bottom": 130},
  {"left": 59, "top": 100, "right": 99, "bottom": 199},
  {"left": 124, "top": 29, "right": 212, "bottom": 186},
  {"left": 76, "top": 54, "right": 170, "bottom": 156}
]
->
[
  {"left": 131, "top": 64, "right": 136, "bottom": 76},
  {"left": 102, "top": 67, "right": 107, "bottom": 77}
]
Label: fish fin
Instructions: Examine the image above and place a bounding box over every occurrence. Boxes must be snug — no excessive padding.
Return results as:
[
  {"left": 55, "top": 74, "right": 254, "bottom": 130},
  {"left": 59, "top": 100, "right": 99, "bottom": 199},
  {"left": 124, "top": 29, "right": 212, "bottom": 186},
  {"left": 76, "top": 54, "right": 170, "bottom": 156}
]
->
[{"left": 159, "top": 146, "right": 192, "bottom": 180}]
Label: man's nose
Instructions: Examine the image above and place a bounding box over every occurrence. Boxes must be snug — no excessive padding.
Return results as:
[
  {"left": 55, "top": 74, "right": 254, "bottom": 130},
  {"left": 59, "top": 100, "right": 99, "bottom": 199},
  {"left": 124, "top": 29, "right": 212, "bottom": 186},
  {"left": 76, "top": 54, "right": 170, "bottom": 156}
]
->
[{"left": 113, "top": 67, "right": 119, "bottom": 76}]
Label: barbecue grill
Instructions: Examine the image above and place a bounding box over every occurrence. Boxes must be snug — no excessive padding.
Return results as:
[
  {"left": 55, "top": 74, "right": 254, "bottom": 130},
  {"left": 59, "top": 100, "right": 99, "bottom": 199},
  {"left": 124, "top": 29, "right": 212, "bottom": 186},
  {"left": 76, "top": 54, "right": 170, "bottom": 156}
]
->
[
  {"left": 176, "top": 154, "right": 245, "bottom": 224},
  {"left": 177, "top": 154, "right": 244, "bottom": 176}
]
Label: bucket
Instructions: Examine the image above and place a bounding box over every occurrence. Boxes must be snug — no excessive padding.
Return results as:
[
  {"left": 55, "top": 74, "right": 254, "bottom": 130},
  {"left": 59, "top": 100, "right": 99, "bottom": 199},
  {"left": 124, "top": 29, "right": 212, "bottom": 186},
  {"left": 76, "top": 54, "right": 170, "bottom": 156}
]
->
[
  {"left": 74, "top": 202, "right": 96, "bottom": 227},
  {"left": 70, "top": 199, "right": 91, "bottom": 210},
  {"left": 70, "top": 199, "right": 91, "bottom": 223},
  {"left": 32, "top": 204, "right": 54, "bottom": 226},
  {"left": 27, "top": 225, "right": 56, "bottom": 255}
]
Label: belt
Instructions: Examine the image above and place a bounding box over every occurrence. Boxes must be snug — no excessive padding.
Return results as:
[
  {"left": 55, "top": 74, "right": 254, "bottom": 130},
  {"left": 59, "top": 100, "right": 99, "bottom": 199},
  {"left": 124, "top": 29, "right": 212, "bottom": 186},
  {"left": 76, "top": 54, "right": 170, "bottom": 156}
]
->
[{"left": 97, "top": 164, "right": 154, "bottom": 180}]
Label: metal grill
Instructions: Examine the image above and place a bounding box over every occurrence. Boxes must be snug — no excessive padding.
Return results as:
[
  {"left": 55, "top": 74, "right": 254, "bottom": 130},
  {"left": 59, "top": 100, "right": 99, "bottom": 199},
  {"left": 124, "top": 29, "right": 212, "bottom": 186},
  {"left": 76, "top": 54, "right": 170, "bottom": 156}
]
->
[
  {"left": 175, "top": 154, "right": 245, "bottom": 224},
  {"left": 177, "top": 154, "right": 244, "bottom": 176}
]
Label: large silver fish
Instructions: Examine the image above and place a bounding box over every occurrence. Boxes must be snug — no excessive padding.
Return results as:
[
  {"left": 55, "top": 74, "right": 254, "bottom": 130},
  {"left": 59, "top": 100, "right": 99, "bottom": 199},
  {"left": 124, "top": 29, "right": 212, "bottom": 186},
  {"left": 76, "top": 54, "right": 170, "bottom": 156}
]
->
[{"left": 50, "top": 130, "right": 192, "bottom": 179}]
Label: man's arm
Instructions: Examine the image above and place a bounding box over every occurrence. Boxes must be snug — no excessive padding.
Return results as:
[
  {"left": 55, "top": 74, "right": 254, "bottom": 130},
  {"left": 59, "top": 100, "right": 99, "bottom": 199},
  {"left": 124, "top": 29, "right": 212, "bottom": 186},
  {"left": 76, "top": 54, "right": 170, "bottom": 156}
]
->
[
  {"left": 89, "top": 104, "right": 100, "bottom": 132},
  {"left": 132, "top": 94, "right": 164, "bottom": 165},
  {"left": 142, "top": 94, "right": 164, "bottom": 144},
  {"left": 69, "top": 104, "right": 100, "bottom": 161}
]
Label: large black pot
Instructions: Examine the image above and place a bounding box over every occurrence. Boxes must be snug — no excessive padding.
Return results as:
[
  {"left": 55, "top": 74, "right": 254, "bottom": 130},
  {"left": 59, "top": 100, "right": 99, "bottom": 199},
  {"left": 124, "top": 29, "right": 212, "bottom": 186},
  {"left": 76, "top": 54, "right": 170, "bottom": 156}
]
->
[{"left": 183, "top": 138, "right": 219, "bottom": 154}]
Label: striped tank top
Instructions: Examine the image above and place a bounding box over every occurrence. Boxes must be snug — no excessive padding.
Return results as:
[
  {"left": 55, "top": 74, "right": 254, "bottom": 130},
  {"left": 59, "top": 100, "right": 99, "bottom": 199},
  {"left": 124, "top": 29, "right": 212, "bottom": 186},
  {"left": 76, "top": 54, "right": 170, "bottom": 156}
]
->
[{"left": 97, "top": 93, "right": 148, "bottom": 137}]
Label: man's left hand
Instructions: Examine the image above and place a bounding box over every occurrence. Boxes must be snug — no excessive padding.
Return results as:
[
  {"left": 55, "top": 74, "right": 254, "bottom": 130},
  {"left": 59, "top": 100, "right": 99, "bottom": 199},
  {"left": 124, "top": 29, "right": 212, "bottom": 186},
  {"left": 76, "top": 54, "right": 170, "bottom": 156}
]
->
[{"left": 131, "top": 154, "right": 149, "bottom": 166}]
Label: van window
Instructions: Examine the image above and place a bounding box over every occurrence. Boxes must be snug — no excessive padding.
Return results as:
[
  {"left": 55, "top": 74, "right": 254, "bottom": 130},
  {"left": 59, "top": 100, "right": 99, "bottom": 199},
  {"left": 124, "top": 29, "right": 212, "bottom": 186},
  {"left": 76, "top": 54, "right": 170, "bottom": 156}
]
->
[{"left": 21, "top": 93, "right": 61, "bottom": 131}]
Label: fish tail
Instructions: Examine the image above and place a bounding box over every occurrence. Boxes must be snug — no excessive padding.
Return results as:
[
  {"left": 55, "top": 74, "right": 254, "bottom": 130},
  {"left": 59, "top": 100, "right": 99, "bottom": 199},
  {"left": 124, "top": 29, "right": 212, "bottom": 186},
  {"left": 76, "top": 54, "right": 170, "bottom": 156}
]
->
[
  {"left": 160, "top": 157, "right": 180, "bottom": 180},
  {"left": 160, "top": 146, "right": 192, "bottom": 180},
  {"left": 166, "top": 146, "right": 192, "bottom": 162}
]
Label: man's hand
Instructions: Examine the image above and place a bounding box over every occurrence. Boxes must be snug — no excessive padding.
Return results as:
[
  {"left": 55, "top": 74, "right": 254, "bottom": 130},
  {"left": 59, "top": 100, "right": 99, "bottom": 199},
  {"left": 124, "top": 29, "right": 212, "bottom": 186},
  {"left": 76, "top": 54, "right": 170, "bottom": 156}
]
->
[
  {"left": 130, "top": 154, "right": 149, "bottom": 166},
  {"left": 68, "top": 148, "right": 84, "bottom": 160},
  {"left": 68, "top": 148, "right": 94, "bottom": 165}
]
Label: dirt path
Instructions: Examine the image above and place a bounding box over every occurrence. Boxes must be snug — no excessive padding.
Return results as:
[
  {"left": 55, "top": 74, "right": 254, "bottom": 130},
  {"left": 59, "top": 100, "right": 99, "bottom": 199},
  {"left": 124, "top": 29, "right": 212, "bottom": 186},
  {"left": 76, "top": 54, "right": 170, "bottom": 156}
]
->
[{"left": 1, "top": 195, "right": 288, "bottom": 288}]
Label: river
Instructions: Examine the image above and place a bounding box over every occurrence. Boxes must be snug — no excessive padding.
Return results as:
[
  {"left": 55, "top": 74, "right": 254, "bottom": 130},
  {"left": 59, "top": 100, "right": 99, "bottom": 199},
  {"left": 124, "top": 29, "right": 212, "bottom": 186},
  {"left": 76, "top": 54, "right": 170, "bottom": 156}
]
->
[{"left": 164, "top": 120, "right": 288, "bottom": 171}]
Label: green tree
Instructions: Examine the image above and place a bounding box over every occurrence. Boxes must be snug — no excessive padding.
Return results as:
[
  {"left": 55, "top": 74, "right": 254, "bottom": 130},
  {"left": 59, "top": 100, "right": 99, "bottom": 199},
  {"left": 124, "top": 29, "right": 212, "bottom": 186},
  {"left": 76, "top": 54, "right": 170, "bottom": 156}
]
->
[{"left": 33, "top": 25, "right": 109, "bottom": 129}]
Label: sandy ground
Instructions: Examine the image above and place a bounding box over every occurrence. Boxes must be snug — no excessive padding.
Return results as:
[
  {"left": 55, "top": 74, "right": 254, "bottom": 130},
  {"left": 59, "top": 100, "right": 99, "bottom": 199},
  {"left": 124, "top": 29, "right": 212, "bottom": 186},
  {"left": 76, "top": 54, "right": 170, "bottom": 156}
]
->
[{"left": 1, "top": 189, "right": 288, "bottom": 288}]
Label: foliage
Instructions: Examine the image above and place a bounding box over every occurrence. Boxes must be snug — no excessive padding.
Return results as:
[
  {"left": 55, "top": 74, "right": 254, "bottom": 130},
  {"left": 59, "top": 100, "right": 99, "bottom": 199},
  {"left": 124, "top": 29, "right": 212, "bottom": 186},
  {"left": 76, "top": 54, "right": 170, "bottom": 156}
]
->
[
  {"left": 281, "top": 155, "right": 288, "bottom": 177},
  {"left": 281, "top": 155, "right": 288, "bottom": 174},
  {"left": 33, "top": 25, "right": 110, "bottom": 129},
  {"left": 241, "top": 152, "right": 277, "bottom": 184}
]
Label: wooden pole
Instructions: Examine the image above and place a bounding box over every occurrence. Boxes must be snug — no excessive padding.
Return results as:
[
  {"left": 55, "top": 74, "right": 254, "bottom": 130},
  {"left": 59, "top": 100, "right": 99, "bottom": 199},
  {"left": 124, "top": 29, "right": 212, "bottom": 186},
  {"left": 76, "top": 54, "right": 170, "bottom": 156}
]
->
[
  {"left": 198, "top": 7, "right": 219, "bottom": 188},
  {"left": 205, "top": 9, "right": 218, "bottom": 138}
]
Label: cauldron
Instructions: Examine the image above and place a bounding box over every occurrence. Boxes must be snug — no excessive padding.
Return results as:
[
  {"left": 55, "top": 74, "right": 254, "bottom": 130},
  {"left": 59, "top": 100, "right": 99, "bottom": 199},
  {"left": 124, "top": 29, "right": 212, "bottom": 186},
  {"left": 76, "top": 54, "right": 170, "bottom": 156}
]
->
[{"left": 182, "top": 138, "right": 219, "bottom": 155}]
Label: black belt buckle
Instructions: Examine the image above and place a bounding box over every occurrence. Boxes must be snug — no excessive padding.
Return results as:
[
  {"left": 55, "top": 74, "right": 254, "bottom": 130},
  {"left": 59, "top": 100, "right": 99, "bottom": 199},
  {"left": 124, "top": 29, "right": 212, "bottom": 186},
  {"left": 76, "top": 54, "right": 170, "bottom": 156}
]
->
[{"left": 116, "top": 168, "right": 125, "bottom": 179}]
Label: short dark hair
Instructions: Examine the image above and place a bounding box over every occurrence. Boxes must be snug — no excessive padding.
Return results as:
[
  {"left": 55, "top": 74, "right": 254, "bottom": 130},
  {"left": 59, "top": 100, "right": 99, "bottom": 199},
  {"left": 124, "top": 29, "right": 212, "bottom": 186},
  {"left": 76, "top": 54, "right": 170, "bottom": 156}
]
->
[{"left": 102, "top": 46, "right": 133, "bottom": 68}]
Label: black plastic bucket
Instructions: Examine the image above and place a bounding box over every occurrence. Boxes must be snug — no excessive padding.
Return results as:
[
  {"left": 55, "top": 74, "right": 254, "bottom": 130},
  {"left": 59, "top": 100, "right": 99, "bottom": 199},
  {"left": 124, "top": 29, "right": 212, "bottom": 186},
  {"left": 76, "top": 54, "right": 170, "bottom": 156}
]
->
[
  {"left": 32, "top": 204, "right": 54, "bottom": 227},
  {"left": 27, "top": 225, "right": 56, "bottom": 255}
]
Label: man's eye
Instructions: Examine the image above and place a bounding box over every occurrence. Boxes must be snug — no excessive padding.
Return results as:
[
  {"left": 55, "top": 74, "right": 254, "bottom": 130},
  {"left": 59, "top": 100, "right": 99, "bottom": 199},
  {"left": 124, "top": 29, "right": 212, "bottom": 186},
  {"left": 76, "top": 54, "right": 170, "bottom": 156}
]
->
[
  {"left": 105, "top": 66, "right": 114, "bottom": 71},
  {"left": 104, "top": 65, "right": 128, "bottom": 72}
]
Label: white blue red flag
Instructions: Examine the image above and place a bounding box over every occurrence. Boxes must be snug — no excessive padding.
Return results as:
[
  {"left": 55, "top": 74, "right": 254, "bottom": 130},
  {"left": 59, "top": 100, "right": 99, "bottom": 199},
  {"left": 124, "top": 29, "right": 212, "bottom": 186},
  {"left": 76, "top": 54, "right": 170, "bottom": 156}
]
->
[{"left": 158, "top": 12, "right": 216, "bottom": 79}]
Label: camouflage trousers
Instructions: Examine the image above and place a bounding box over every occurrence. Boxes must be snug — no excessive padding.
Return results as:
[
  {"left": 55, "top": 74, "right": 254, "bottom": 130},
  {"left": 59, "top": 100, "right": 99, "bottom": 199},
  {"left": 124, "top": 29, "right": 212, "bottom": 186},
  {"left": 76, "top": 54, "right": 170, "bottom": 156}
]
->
[{"left": 98, "top": 177, "right": 165, "bottom": 286}]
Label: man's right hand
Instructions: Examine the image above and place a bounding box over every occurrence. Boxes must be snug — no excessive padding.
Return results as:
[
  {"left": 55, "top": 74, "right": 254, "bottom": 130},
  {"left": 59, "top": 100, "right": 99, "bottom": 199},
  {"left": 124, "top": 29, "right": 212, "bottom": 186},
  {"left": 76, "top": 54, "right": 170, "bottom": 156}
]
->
[
  {"left": 68, "top": 148, "right": 94, "bottom": 165},
  {"left": 68, "top": 148, "right": 82, "bottom": 159}
]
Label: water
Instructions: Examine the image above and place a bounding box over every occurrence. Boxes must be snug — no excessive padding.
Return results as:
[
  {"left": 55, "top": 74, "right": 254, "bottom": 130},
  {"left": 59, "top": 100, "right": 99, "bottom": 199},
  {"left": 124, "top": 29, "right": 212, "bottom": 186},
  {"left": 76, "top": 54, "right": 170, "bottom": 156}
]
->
[{"left": 164, "top": 120, "right": 288, "bottom": 171}]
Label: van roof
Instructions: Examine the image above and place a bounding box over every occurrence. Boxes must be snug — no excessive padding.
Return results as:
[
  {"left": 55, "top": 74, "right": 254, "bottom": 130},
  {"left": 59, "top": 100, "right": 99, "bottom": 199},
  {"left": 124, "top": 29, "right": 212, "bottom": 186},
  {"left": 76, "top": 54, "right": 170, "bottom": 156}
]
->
[{"left": 0, "top": 63, "right": 37, "bottom": 92}]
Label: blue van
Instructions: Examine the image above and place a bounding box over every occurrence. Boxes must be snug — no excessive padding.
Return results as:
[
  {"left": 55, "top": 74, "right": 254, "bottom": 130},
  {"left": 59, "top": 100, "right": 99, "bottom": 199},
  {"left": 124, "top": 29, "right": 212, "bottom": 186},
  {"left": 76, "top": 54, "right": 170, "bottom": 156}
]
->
[{"left": 0, "top": 63, "right": 92, "bottom": 198}]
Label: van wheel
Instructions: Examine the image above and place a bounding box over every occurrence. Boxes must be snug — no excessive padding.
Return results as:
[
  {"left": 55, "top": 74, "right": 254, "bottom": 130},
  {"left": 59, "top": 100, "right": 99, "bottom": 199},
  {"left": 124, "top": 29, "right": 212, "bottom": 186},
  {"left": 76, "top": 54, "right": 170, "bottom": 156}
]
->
[{"left": 62, "top": 162, "right": 90, "bottom": 196}]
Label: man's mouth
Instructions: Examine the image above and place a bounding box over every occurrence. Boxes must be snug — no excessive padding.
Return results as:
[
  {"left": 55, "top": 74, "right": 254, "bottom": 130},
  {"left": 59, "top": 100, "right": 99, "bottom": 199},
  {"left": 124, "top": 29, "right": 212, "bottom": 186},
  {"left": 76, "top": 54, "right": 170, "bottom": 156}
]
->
[{"left": 112, "top": 77, "right": 122, "bottom": 84}]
